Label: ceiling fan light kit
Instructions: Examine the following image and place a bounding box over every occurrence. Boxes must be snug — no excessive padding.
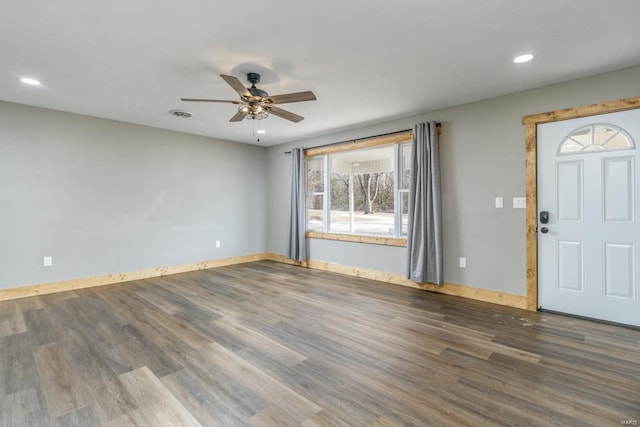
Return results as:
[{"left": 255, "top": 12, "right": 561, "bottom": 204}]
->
[
  {"left": 238, "top": 102, "right": 269, "bottom": 120},
  {"left": 181, "top": 73, "right": 316, "bottom": 123}
]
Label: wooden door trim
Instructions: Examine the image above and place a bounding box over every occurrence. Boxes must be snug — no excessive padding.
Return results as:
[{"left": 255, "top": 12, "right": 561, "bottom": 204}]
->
[{"left": 521, "top": 96, "right": 640, "bottom": 311}]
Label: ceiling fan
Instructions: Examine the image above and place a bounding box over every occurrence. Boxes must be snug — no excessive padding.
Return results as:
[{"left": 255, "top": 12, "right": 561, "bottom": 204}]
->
[{"left": 181, "top": 73, "right": 316, "bottom": 123}]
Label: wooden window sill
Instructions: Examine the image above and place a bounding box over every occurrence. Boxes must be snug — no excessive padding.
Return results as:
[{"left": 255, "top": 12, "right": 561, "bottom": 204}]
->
[{"left": 305, "top": 231, "right": 407, "bottom": 247}]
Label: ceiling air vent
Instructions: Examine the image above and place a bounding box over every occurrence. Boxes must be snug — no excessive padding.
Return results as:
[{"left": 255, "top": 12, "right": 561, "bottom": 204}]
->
[{"left": 169, "top": 110, "right": 193, "bottom": 118}]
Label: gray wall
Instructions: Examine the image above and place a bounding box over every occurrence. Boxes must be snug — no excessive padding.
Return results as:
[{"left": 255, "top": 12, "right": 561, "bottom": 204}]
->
[
  {"left": 267, "top": 66, "right": 640, "bottom": 296},
  {"left": 3, "top": 66, "right": 638, "bottom": 295},
  {"left": 0, "top": 102, "right": 267, "bottom": 289}
]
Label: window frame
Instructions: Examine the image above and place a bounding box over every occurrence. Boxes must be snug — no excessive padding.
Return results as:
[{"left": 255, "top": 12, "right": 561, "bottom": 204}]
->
[{"left": 304, "top": 131, "right": 412, "bottom": 247}]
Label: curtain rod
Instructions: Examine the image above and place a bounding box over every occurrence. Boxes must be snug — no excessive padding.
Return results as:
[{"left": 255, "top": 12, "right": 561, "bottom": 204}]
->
[{"left": 284, "top": 123, "right": 440, "bottom": 154}]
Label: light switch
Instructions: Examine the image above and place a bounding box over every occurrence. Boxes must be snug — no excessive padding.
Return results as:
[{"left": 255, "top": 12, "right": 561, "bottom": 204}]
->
[
  {"left": 495, "top": 197, "right": 503, "bottom": 208},
  {"left": 43, "top": 256, "right": 53, "bottom": 267},
  {"left": 513, "top": 197, "right": 526, "bottom": 208}
]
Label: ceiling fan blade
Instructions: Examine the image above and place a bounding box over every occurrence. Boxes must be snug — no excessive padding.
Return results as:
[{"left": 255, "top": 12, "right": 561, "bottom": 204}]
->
[
  {"left": 229, "top": 109, "right": 247, "bottom": 122},
  {"left": 265, "top": 91, "right": 317, "bottom": 105},
  {"left": 181, "top": 98, "right": 240, "bottom": 104},
  {"left": 220, "top": 74, "right": 251, "bottom": 98},
  {"left": 269, "top": 106, "right": 304, "bottom": 123}
]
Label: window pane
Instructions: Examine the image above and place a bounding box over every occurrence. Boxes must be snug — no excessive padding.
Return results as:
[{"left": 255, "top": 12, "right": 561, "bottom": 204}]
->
[
  {"left": 307, "top": 195, "right": 323, "bottom": 231},
  {"left": 560, "top": 139, "right": 583, "bottom": 153},
  {"left": 400, "top": 191, "right": 409, "bottom": 236},
  {"left": 328, "top": 145, "right": 396, "bottom": 236},
  {"left": 330, "top": 212, "right": 350, "bottom": 233},
  {"left": 558, "top": 124, "right": 634, "bottom": 155},
  {"left": 353, "top": 211, "right": 395, "bottom": 236},
  {"left": 400, "top": 143, "right": 411, "bottom": 190},
  {"left": 353, "top": 168, "right": 395, "bottom": 236},
  {"left": 570, "top": 127, "right": 591, "bottom": 146},
  {"left": 306, "top": 157, "right": 324, "bottom": 193},
  {"left": 330, "top": 171, "right": 351, "bottom": 233}
]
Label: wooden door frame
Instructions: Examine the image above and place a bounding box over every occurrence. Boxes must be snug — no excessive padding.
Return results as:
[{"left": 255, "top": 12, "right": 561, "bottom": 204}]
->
[{"left": 521, "top": 96, "right": 640, "bottom": 311}]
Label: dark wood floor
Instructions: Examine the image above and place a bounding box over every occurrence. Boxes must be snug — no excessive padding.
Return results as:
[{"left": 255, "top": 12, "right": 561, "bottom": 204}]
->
[{"left": 0, "top": 261, "right": 638, "bottom": 426}]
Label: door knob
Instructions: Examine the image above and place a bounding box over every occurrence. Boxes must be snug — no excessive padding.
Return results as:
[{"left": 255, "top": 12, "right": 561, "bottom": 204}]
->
[{"left": 540, "top": 227, "right": 549, "bottom": 234}]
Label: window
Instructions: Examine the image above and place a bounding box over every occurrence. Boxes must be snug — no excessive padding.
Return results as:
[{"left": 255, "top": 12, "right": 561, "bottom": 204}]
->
[
  {"left": 306, "top": 156, "right": 326, "bottom": 232},
  {"left": 558, "top": 123, "right": 634, "bottom": 155},
  {"left": 305, "top": 132, "right": 411, "bottom": 241}
]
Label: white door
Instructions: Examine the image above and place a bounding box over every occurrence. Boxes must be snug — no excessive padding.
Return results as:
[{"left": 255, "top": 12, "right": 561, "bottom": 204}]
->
[{"left": 538, "top": 108, "right": 640, "bottom": 327}]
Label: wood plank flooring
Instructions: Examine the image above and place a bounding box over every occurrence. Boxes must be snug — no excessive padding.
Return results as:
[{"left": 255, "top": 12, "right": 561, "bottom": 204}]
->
[{"left": 1, "top": 260, "right": 639, "bottom": 426}]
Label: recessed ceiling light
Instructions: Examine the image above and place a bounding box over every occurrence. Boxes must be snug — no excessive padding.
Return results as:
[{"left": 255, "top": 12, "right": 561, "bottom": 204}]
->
[
  {"left": 513, "top": 54, "right": 534, "bottom": 64},
  {"left": 20, "top": 77, "right": 41, "bottom": 86},
  {"left": 256, "top": 129, "right": 266, "bottom": 134}
]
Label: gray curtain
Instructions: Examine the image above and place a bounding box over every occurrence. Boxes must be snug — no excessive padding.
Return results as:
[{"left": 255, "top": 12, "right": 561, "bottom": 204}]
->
[
  {"left": 407, "top": 122, "right": 443, "bottom": 284},
  {"left": 287, "top": 147, "right": 306, "bottom": 262}
]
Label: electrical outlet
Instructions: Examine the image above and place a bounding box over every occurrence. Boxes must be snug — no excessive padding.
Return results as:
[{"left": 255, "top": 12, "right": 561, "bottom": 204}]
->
[
  {"left": 459, "top": 257, "right": 466, "bottom": 268},
  {"left": 216, "top": 240, "right": 221, "bottom": 248},
  {"left": 495, "top": 197, "right": 503, "bottom": 208},
  {"left": 43, "top": 256, "right": 53, "bottom": 267}
]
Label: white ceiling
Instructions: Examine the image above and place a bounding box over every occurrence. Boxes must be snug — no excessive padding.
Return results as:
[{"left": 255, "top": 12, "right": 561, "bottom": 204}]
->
[{"left": 1, "top": 1, "right": 639, "bottom": 146}]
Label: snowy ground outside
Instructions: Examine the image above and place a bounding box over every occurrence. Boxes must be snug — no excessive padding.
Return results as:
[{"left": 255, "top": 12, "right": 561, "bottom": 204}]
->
[{"left": 308, "top": 209, "right": 406, "bottom": 236}]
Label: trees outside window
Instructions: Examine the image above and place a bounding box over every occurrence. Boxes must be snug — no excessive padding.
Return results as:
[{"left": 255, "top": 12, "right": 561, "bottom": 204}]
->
[{"left": 306, "top": 137, "right": 410, "bottom": 238}]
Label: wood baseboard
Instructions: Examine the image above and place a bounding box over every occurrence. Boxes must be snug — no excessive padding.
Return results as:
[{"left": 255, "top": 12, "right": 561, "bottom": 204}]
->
[
  {"left": 265, "top": 253, "right": 527, "bottom": 309},
  {"left": 0, "top": 252, "right": 527, "bottom": 310},
  {"left": 0, "top": 254, "right": 268, "bottom": 301}
]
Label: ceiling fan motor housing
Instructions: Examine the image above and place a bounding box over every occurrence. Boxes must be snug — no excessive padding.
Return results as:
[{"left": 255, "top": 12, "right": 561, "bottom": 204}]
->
[
  {"left": 246, "top": 73, "right": 268, "bottom": 98},
  {"left": 247, "top": 72, "right": 261, "bottom": 85},
  {"left": 248, "top": 87, "right": 268, "bottom": 98}
]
